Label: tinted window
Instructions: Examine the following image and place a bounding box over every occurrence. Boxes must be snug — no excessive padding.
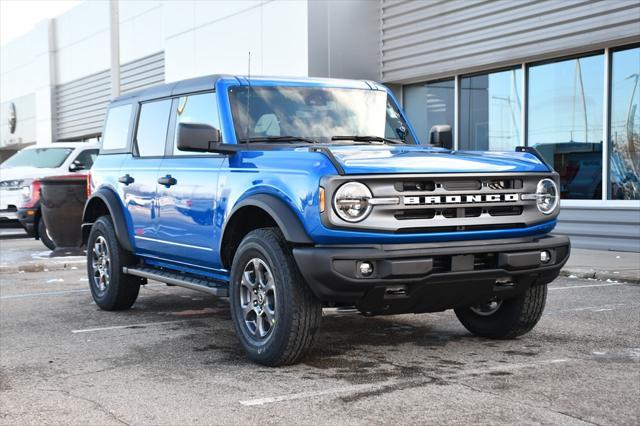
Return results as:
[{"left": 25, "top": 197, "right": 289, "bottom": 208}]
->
[
  {"left": 136, "top": 99, "right": 172, "bottom": 157},
  {"left": 404, "top": 79, "right": 454, "bottom": 145},
  {"left": 102, "top": 104, "right": 132, "bottom": 150},
  {"left": 609, "top": 47, "right": 640, "bottom": 200},
  {"left": 173, "top": 92, "right": 221, "bottom": 155},
  {"left": 460, "top": 68, "right": 522, "bottom": 151},
  {"left": 73, "top": 149, "right": 99, "bottom": 169},
  {"left": 528, "top": 54, "right": 604, "bottom": 199},
  {"left": 1, "top": 148, "right": 73, "bottom": 168}
]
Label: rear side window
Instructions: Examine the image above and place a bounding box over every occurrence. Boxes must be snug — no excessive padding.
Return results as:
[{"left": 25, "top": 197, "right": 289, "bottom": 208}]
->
[
  {"left": 135, "top": 99, "right": 172, "bottom": 157},
  {"left": 172, "top": 92, "right": 221, "bottom": 155},
  {"left": 102, "top": 104, "right": 132, "bottom": 150}
]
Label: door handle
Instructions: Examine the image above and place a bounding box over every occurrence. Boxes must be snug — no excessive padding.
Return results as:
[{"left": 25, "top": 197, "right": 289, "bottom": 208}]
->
[
  {"left": 118, "top": 174, "right": 134, "bottom": 185},
  {"left": 158, "top": 175, "right": 177, "bottom": 187}
]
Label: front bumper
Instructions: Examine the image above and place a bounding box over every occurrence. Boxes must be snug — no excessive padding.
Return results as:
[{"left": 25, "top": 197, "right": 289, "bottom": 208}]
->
[
  {"left": 0, "top": 208, "right": 19, "bottom": 222},
  {"left": 17, "top": 207, "right": 38, "bottom": 236},
  {"left": 293, "top": 234, "right": 570, "bottom": 314}
]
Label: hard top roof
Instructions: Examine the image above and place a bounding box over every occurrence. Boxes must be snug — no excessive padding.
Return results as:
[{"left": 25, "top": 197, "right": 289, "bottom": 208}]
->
[{"left": 111, "top": 75, "right": 381, "bottom": 103}]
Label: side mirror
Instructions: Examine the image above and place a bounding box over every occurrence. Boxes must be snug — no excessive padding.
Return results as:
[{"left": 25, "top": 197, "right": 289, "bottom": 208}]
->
[
  {"left": 177, "top": 122, "right": 222, "bottom": 152},
  {"left": 429, "top": 124, "right": 453, "bottom": 150},
  {"left": 69, "top": 160, "right": 85, "bottom": 172}
]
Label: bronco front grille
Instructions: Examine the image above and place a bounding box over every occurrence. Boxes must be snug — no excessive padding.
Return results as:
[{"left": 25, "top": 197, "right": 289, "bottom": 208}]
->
[{"left": 322, "top": 173, "right": 557, "bottom": 233}]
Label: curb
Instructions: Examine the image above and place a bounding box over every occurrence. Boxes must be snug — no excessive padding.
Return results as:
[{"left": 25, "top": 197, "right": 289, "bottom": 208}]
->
[
  {"left": 0, "top": 260, "right": 85, "bottom": 274},
  {"left": 560, "top": 269, "right": 639, "bottom": 285}
]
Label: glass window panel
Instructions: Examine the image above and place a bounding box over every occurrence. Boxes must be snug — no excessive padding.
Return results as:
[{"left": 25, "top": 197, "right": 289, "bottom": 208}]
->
[
  {"left": 609, "top": 47, "right": 640, "bottom": 200},
  {"left": 404, "top": 79, "right": 454, "bottom": 145},
  {"left": 528, "top": 54, "right": 604, "bottom": 199},
  {"left": 101, "top": 104, "right": 132, "bottom": 150},
  {"left": 460, "top": 68, "right": 522, "bottom": 151},
  {"left": 173, "top": 92, "right": 221, "bottom": 155},
  {"left": 135, "top": 99, "right": 172, "bottom": 157},
  {"left": 73, "top": 149, "right": 99, "bottom": 169}
]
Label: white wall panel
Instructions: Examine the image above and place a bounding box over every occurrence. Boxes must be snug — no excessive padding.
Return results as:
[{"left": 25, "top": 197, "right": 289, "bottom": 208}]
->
[
  {"left": 119, "top": 3, "right": 164, "bottom": 64},
  {"left": 55, "top": 29, "right": 111, "bottom": 85},
  {"left": 262, "top": 0, "right": 308, "bottom": 76},
  {"left": 54, "top": 1, "right": 109, "bottom": 50},
  {"left": 165, "top": 0, "right": 308, "bottom": 82}
]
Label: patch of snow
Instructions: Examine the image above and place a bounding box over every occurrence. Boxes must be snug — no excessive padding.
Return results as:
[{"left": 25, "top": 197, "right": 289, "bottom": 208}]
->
[{"left": 47, "top": 278, "right": 64, "bottom": 283}]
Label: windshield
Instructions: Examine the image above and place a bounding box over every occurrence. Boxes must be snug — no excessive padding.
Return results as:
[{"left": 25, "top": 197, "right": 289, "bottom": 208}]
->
[
  {"left": 1, "top": 148, "right": 74, "bottom": 168},
  {"left": 228, "top": 86, "right": 415, "bottom": 144}
]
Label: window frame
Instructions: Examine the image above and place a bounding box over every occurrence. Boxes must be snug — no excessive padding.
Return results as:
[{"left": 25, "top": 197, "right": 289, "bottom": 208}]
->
[
  {"left": 401, "top": 77, "right": 456, "bottom": 146},
  {"left": 99, "top": 101, "right": 136, "bottom": 155},
  {"left": 132, "top": 97, "right": 174, "bottom": 159},
  {"left": 164, "top": 90, "right": 225, "bottom": 158},
  {"left": 458, "top": 65, "right": 523, "bottom": 152},
  {"left": 400, "top": 42, "right": 640, "bottom": 205}
]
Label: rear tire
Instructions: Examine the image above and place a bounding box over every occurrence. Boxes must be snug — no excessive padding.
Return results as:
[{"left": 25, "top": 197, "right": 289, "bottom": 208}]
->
[
  {"left": 86, "top": 216, "right": 140, "bottom": 311},
  {"left": 38, "top": 219, "right": 56, "bottom": 251},
  {"left": 454, "top": 284, "right": 547, "bottom": 339},
  {"left": 229, "top": 228, "right": 322, "bottom": 366}
]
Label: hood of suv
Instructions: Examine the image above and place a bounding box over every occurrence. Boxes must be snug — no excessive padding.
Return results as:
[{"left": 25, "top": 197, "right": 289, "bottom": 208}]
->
[
  {"left": 0, "top": 166, "right": 62, "bottom": 182},
  {"left": 325, "top": 145, "right": 550, "bottom": 174}
]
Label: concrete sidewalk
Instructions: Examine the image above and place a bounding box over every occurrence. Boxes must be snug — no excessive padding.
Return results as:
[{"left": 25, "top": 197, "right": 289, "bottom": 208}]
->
[{"left": 560, "top": 248, "right": 640, "bottom": 284}]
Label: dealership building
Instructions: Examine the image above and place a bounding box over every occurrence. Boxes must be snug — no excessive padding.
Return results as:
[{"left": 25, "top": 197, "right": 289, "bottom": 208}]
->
[{"left": 1, "top": 0, "right": 639, "bottom": 251}]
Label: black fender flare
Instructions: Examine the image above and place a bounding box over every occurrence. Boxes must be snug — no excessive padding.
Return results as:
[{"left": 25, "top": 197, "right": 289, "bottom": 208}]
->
[
  {"left": 223, "top": 194, "right": 313, "bottom": 246},
  {"left": 82, "top": 188, "right": 134, "bottom": 252}
]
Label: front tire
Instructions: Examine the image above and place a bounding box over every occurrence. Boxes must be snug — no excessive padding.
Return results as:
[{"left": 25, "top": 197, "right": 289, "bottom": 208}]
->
[
  {"left": 38, "top": 219, "right": 56, "bottom": 251},
  {"left": 229, "top": 228, "right": 322, "bottom": 366},
  {"left": 87, "top": 216, "right": 140, "bottom": 311},
  {"left": 454, "top": 284, "right": 547, "bottom": 339}
]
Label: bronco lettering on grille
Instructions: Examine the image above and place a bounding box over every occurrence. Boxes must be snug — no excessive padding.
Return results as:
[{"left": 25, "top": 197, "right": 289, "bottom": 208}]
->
[{"left": 404, "top": 193, "right": 519, "bottom": 205}]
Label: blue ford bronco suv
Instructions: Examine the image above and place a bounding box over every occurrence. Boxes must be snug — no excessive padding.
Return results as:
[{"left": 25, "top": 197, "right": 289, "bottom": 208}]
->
[{"left": 83, "top": 75, "right": 570, "bottom": 366}]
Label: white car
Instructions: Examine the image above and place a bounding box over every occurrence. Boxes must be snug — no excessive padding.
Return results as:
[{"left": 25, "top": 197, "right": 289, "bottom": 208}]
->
[{"left": 0, "top": 142, "right": 99, "bottom": 246}]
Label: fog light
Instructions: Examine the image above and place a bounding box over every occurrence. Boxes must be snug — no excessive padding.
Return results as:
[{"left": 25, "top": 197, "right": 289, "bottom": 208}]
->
[
  {"left": 540, "top": 250, "right": 551, "bottom": 263},
  {"left": 359, "top": 261, "right": 374, "bottom": 276}
]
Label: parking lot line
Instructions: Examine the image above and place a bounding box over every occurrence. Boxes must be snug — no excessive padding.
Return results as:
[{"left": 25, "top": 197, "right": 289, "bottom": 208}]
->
[
  {"left": 239, "top": 358, "right": 570, "bottom": 406},
  {"left": 548, "top": 283, "right": 627, "bottom": 290},
  {"left": 0, "top": 288, "right": 90, "bottom": 299},
  {"left": 0, "top": 283, "right": 167, "bottom": 300},
  {"left": 71, "top": 320, "right": 187, "bottom": 334}
]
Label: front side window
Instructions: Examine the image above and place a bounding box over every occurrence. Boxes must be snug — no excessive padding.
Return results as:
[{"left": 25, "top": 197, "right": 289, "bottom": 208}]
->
[
  {"left": 1, "top": 148, "right": 73, "bottom": 168},
  {"left": 135, "top": 99, "right": 172, "bottom": 157},
  {"left": 460, "top": 68, "right": 522, "bottom": 151},
  {"left": 228, "top": 86, "right": 415, "bottom": 144},
  {"left": 528, "top": 54, "right": 604, "bottom": 199},
  {"left": 404, "top": 79, "right": 454, "bottom": 145},
  {"left": 609, "top": 47, "right": 640, "bottom": 200},
  {"left": 173, "top": 92, "right": 221, "bottom": 155},
  {"left": 102, "top": 104, "right": 132, "bottom": 150},
  {"left": 73, "top": 149, "right": 99, "bottom": 169}
]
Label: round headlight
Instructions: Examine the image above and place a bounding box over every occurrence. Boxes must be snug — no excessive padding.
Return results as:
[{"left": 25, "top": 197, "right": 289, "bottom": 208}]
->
[
  {"left": 536, "top": 178, "right": 559, "bottom": 214},
  {"left": 333, "top": 182, "right": 373, "bottom": 222}
]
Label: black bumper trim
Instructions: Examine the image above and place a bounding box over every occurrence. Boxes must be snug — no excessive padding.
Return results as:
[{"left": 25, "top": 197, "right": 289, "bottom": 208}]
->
[{"left": 293, "top": 234, "right": 570, "bottom": 311}]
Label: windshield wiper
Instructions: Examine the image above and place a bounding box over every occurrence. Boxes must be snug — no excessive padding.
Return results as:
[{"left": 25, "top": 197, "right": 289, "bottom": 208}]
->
[
  {"left": 239, "top": 136, "right": 317, "bottom": 144},
  {"left": 331, "top": 135, "right": 404, "bottom": 145}
]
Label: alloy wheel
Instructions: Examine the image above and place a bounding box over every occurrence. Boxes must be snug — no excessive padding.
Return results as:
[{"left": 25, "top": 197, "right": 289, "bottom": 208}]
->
[
  {"left": 239, "top": 258, "right": 277, "bottom": 340},
  {"left": 91, "top": 235, "right": 111, "bottom": 294},
  {"left": 469, "top": 299, "right": 503, "bottom": 316}
]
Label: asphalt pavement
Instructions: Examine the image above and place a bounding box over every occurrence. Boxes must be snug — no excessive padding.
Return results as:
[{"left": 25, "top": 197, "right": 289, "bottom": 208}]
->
[{"left": 1, "top": 265, "right": 638, "bottom": 424}]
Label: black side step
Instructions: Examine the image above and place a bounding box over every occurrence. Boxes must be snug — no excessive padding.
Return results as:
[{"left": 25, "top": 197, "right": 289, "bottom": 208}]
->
[{"left": 123, "top": 266, "right": 228, "bottom": 297}]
